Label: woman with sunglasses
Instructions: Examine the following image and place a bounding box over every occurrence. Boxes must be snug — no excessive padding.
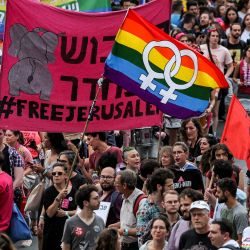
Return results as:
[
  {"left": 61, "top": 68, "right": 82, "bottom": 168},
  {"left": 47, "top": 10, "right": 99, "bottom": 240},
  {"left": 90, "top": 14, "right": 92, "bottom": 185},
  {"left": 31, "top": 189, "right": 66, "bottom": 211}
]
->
[
  {"left": 57, "top": 150, "right": 87, "bottom": 189},
  {"left": 42, "top": 162, "right": 77, "bottom": 250}
]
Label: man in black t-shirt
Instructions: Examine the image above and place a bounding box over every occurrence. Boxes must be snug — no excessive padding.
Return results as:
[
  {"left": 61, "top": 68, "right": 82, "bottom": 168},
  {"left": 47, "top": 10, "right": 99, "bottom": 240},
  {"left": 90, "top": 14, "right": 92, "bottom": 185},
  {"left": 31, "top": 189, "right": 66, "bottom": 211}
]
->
[{"left": 179, "top": 200, "right": 217, "bottom": 250}]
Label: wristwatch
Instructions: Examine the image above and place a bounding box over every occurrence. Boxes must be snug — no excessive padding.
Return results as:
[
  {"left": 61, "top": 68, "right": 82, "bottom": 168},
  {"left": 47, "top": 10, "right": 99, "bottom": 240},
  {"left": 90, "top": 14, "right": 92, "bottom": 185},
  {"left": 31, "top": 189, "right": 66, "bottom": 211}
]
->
[{"left": 124, "top": 228, "right": 129, "bottom": 236}]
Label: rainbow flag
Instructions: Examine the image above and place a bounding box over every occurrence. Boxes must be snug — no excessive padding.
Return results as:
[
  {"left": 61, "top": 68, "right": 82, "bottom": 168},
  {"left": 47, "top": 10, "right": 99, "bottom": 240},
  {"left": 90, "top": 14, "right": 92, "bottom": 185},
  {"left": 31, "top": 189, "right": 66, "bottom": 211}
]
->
[{"left": 104, "top": 10, "right": 229, "bottom": 119}]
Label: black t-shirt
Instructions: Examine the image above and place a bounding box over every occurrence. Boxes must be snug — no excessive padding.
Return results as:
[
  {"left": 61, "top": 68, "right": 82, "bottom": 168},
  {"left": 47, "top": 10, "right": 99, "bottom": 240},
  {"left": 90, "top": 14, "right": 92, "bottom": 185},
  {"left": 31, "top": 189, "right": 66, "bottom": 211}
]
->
[
  {"left": 179, "top": 229, "right": 217, "bottom": 250},
  {"left": 43, "top": 185, "right": 77, "bottom": 250},
  {"left": 70, "top": 172, "right": 86, "bottom": 190},
  {"left": 170, "top": 163, "right": 204, "bottom": 194}
]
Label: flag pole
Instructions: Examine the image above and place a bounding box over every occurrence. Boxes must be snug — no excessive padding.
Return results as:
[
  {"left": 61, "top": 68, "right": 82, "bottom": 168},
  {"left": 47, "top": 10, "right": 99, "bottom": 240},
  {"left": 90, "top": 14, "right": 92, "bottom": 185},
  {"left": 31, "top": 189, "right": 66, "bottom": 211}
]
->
[
  {"left": 65, "top": 77, "right": 103, "bottom": 189},
  {"left": 157, "top": 112, "right": 164, "bottom": 162}
]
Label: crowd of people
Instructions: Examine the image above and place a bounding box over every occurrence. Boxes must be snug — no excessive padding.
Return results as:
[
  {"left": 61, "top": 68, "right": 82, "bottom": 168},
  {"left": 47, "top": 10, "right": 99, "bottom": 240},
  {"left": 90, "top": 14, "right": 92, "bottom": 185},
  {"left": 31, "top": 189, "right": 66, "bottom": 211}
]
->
[{"left": 0, "top": 0, "right": 250, "bottom": 250}]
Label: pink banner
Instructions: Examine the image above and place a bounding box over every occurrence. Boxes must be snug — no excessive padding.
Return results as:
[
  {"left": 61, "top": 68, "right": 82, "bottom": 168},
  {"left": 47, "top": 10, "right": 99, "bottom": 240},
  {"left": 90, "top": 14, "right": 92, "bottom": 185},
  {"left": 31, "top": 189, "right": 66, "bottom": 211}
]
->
[{"left": 0, "top": 0, "right": 170, "bottom": 132}]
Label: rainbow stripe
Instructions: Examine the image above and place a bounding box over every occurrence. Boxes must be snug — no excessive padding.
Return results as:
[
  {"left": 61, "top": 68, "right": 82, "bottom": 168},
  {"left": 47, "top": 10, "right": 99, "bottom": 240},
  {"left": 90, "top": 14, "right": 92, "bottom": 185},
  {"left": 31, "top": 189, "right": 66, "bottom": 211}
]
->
[{"left": 104, "top": 10, "right": 229, "bottom": 119}]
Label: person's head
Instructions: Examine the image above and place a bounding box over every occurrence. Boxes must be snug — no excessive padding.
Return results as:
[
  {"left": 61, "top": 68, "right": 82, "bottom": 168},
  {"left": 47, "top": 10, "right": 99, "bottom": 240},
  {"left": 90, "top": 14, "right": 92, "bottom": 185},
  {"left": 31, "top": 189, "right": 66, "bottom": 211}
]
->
[
  {"left": 162, "top": 190, "right": 180, "bottom": 215},
  {"left": 96, "top": 228, "right": 120, "bottom": 250},
  {"left": 199, "top": 134, "right": 218, "bottom": 154},
  {"left": 115, "top": 169, "right": 137, "bottom": 195},
  {"left": 121, "top": 0, "right": 139, "bottom": 9},
  {"left": 76, "top": 184, "right": 100, "bottom": 210},
  {"left": 238, "top": 0, "right": 250, "bottom": 12},
  {"left": 210, "top": 143, "right": 233, "bottom": 162},
  {"left": 225, "top": 0, "right": 237, "bottom": 9},
  {"left": 170, "top": 28, "right": 182, "bottom": 38},
  {"left": 181, "top": 118, "right": 203, "bottom": 143},
  {"left": 86, "top": 132, "right": 107, "bottom": 151},
  {"left": 183, "top": 12, "right": 196, "bottom": 27},
  {"left": 190, "top": 200, "right": 210, "bottom": 233},
  {"left": 51, "top": 162, "right": 68, "bottom": 185},
  {"left": 207, "top": 28, "right": 221, "bottom": 45},
  {"left": 229, "top": 23, "right": 242, "bottom": 40},
  {"left": 44, "top": 133, "right": 68, "bottom": 154},
  {"left": 208, "top": 220, "right": 233, "bottom": 248},
  {"left": 100, "top": 167, "right": 116, "bottom": 192},
  {"left": 224, "top": 7, "right": 239, "bottom": 25},
  {"left": 58, "top": 150, "right": 77, "bottom": 172},
  {"left": 212, "top": 160, "right": 233, "bottom": 182},
  {"left": 0, "top": 233, "right": 16, "bottom": 250},
  {"left": 179, "top": 188, "right": 204, "bottom": 220},
  {"left": 159, "top": 146, "right": 175, "bottom": 168},
  {"left": 0, "top": 129, "right": 4, "bottom": 145},
  {"left": 175, "top": 32, "right": 189, "bottom": 44},
  {"left": 216, "top": 178, "right": 237, "bottom": 203},
  {"left": 5, "top": 130, "right": 23, "bottom": 146},
  {"left": 98, "top": 152, "right": 118, "bottom": 172},
  {"left": 150, "top": 215, "right": 171, "bottom": 242},
  {"left": 140, "top": 159, "right": 160, "bottom": 179},
  {"left": 199, "top": 12, "right": 210, "bottom": 28},
  {"left": 242, "top": 13, "right": 250, "bottom": 30},
  {"left": 123, "top": 147, "right": 140, "bottom": 171},
  {"left": 187, "top": 1, "right": 199, "bottom": 15},
  {"left": 216, "top": 4, "right": 226, "bottom": 17},
  {"left": 243, "top": 45, "right": 250, "bottom": 59},
  {"left": 147, "top": 168, "right": 175, "bottom": 195},
  {"left": 173, "top": 142, "right": 189, "bottom": 167}
]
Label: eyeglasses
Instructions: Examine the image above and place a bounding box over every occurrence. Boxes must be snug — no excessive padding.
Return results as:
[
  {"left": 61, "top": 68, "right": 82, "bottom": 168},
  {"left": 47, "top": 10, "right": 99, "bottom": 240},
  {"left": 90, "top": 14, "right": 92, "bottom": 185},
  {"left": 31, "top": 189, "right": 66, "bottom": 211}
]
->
[
  {"left": 52, "top": 171, "right": 64, "bottom": 176},
  {"left": 57, "top": 159, "right": 68, "bottom": 163},
  {"left": 100, "top": 175, "right": 115, "bottom": 181}
]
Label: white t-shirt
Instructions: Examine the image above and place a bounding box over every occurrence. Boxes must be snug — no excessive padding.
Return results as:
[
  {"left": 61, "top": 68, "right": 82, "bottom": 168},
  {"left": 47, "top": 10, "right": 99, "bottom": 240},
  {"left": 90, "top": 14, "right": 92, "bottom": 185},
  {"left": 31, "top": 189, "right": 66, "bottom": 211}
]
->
[{"left": 200, "top": 44, "right": 233, "bottom": 73}]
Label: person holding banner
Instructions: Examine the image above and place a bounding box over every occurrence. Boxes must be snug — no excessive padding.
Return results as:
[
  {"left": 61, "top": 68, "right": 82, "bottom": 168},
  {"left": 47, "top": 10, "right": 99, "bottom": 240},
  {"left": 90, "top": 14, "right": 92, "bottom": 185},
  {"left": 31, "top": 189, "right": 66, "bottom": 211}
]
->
[{"left": 42, "top": 162, "right": 77, "bottom": 250}]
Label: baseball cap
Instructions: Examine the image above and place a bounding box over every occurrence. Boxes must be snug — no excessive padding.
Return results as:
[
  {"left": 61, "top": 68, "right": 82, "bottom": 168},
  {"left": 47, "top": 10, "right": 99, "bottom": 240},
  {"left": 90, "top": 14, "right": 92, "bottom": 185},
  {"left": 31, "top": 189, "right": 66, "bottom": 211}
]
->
[{"left": 190, "top": 200, "right": 210, "bottom": 212}]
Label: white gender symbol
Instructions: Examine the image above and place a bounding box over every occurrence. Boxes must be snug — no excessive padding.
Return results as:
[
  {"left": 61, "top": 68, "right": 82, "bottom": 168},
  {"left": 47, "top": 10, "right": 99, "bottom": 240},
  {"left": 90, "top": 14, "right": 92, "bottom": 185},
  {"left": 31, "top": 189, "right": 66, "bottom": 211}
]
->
[{"left": 139, "top": 41, "right": 198, "bottom": 104}]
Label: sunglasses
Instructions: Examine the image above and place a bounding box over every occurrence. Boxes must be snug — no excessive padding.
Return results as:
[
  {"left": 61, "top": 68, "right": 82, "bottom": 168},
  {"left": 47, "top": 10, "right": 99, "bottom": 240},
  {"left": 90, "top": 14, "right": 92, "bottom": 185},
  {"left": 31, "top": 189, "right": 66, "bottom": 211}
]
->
[{"left": 52, "top": 171, "right": 64, "bottom": 176}]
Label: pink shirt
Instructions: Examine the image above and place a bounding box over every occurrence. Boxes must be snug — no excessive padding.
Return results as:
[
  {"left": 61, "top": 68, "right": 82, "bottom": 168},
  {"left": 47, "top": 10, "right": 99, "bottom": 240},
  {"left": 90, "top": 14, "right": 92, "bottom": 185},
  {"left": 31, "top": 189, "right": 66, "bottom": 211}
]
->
[{"left": 0, "top": 171, "right": 13, "bottom": 231}]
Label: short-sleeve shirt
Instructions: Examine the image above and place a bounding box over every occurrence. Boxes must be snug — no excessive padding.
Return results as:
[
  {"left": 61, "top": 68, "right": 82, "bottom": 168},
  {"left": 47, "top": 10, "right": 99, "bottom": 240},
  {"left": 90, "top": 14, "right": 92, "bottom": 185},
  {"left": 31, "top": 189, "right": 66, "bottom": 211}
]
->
[
  {"left": 120, "top": 188, "right": 147, "bottom": 244},
  {"left": 62, "top": 214, "right": 105, "bottom": 250},
  {"left": 200, "top": 44, "right": 233, "bottom": 73},
  {"left": 220, "top": 202, "right": 248, "bottom": 240},
  {"left": 0, "top": 171, "right": 13, "bottom": 232}
]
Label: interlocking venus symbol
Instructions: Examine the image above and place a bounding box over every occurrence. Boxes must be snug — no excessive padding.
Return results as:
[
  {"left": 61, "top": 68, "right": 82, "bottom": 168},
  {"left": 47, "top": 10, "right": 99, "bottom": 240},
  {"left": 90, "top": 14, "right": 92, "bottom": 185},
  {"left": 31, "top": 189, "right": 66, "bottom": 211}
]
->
[{"left": 139, "top": 41, "right": 198, "bottom": 104}]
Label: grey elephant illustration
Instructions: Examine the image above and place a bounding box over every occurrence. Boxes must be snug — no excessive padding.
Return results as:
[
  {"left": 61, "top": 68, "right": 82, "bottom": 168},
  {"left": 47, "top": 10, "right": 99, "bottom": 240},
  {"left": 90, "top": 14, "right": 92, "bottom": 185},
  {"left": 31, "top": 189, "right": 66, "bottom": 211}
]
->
[{"left": 8, "top": 24, "right": 58, "bottom": 101}]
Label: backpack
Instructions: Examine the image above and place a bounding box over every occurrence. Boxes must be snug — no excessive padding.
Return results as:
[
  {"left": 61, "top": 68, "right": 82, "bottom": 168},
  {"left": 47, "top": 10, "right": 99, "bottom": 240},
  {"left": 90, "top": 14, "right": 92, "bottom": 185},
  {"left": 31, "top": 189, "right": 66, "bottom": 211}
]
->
[{"left": 133, "top": 193, "right": 147, "bottom": 217}]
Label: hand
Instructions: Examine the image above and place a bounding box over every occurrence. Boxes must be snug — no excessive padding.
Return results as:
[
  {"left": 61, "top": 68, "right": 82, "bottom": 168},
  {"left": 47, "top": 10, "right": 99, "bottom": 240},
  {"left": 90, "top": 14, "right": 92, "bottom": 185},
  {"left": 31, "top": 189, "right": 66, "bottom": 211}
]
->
[
  {"left": 38, "top": 218, "right": 44, "bottom": 235},
  {"left": 57, "top": 188, "right": 68, "bottom": 200},
  {"left": 118, "top": 228, "right": 124, "bottom": 236},
  {"left": 33, "top": 163, "right": 44, "bottom": 173},
  {"left": 56, "top": 209, "right": 67, "bottom": 217}
]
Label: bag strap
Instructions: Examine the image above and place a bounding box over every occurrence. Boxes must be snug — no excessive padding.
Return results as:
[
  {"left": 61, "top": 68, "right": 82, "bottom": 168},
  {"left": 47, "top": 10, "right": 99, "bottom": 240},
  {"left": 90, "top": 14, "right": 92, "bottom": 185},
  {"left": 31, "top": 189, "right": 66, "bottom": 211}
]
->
[
  {"left": 133, "top": 193, "right": 147, "bottom": 217},
  {"left": 219, "top": 245, "right": 241, "bottom": 250}
]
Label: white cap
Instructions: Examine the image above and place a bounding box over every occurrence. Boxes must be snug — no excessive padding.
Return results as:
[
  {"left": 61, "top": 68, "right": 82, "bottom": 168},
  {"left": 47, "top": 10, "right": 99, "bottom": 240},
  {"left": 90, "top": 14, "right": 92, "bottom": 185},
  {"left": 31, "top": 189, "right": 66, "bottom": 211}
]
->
[{"left": 190, "top": 200, "right": 210, "bottom": 212}]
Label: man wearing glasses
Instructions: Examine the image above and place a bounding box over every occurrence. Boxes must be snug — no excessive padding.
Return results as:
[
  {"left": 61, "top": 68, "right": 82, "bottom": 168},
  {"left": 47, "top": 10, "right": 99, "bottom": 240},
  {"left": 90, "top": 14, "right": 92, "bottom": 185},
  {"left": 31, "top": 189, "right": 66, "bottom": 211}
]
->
[{"left": 99, "top": 166, "right": 123, "bottom": 227}]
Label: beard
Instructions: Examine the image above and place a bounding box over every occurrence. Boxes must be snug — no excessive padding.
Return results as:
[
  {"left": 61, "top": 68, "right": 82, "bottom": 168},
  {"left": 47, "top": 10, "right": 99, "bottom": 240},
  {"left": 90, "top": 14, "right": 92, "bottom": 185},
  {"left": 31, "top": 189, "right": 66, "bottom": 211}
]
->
[
  {"left": 218, "top": 195, "right": 228, "bottom": 203},
  {"left": 101, "top": 183, "right": 114, "bottom": 192}
]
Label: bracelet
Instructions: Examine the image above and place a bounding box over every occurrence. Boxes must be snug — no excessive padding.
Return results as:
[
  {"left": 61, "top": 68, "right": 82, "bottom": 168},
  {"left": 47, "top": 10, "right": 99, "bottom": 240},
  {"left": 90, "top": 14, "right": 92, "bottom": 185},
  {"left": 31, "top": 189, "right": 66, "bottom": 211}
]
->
[
  {"left": 124, "top": 228, "right": 129, "bottom": 236},
  {"left": 39, "top": 215, "right": 44, "bottom": 220},
  {"left": 65, "top": 212, "right": 70, "bottom": 219}
]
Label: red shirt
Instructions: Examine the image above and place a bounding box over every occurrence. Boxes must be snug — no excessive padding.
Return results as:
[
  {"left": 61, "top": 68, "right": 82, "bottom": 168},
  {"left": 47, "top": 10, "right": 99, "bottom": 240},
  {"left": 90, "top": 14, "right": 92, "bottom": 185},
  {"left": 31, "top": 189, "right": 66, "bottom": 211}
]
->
[
  {"left": 89, "top": 146, "right": 123, "bottom": 170},
  {"left": 0, "top": 171, "right": 13, "bottom": 232}
]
